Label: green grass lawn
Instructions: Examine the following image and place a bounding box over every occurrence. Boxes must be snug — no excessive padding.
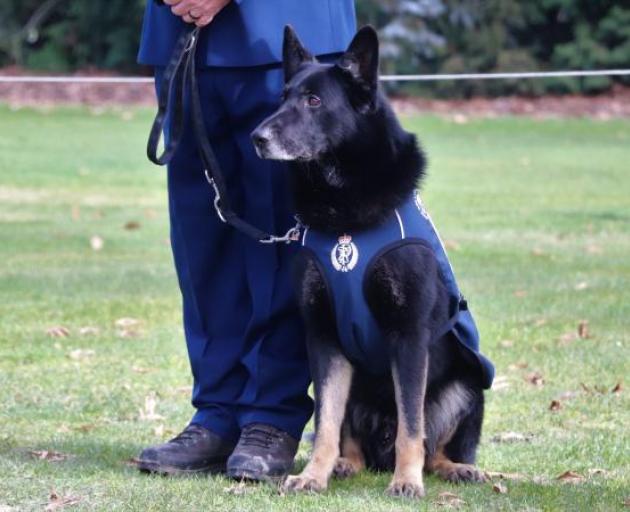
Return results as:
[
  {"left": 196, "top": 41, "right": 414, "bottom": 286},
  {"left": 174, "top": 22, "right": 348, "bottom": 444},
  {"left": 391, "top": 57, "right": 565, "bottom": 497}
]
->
[{"left": 0, "top": 105, "right": 628, "bottom": 511}]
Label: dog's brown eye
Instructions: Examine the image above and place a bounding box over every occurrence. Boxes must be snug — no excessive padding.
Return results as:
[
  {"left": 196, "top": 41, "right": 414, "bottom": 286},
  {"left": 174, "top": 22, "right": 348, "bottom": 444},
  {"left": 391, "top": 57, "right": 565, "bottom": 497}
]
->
[{"left": 306, "top": 94, "right": 321, "bottom": 108}]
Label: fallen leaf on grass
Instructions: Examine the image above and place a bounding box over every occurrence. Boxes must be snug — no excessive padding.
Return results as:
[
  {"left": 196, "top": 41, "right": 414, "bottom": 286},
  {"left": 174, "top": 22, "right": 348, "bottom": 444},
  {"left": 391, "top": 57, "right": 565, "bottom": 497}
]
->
[
  {"left": 144, "top": 209, "right": 158, "bottom": 219},
  {"left": 623, "top": 497, "right": 630, "bottom": 507},
  {"left": 577, "top": 320, "right": 590, "bottom": 339},
  {"left": 224, "top": 482, "right": 255, "bottom": 496},
  {"left": 174, "top": 386, "right": 192, "bottom": 396},
  {"left": 123, "top": 457, "right": 141, "bottom": 468},
  {"left": 492, "top": 482, "right": 508, "bottom": 494},
  {"left": 115, "top": 317, "right": 142, "bottom": 338},
  {"left": 124, "top": 221, "right": 141, "bottom": 231},
  {"left": 138, "top": 393, "right": 164, "bottom": 421},
  {"left": 115, "top": 318, "right": 140, "bottom": 328},
  {"left": 513, "top": 290, "right": 527, "bottom": 298},
  {"left": 587, "top": 468, "right": 610, "bottom": 478},
  {"left": 90, "top": 235, "right": 104, "bottom": 251},
  {"left": 132, "top": 366, "right": 155, "bottom": 374},
  {"left": 531, "top": 247, "right": 545, "bottom": 257},
  {"left": 47, "top": 326, "right": 70, "bottom": 338},
  {"left": 549, "top": 400, "right": 562, "bottom": 411},
  {"left": 154, "top": 424, "right": 164, "bottom": 437},
  {"left": 556, "top": 470, "right": 585, "bottom": 484},
  {"left": 484, "top": 471, "right": 526, "bottom": 481},
  {"left": 499, "top": 339, "right": 514, "bottom": 348},
  {"left": 444, "top": 240, "right": 460, "bottom": 251},
  {"left": 30, "top": 450, "right": 72, "bottom": 462},
  {"left": 585, "top": 244, "right": 603, "bottom": 255},
  {"left": 435, "top": 491, "right": 466, "bottom": 508},
  {"left": 574, "top": 281, "right": 589, "bottom": 291},
  {"left": 491, "top": 432, "right": 533, "bottom": 444},
  {"left": 78, "top": 326, "right": 99, "bottom": 336},
  {"left": 558, "top": 331, "right": 578, "bottom": 345},
  {"left": 68, "top": 349, "right": 95, "bottom": 361},
  {"left": 491, "top": 375, "right": 510, "bottom": 392},
  {"left": 525, "top": 372, "right": 544, "bottom": 387},
  {"left": 508, "top": 361, "right": 528, "bottom": 371},
  {"left": 45, "top": 490, "right": 82, "bottom": 511},
  {"left": 73, "top": 424, "right": 96, "bottom": 433},
  {"left": 612, "top": 382, "right": 623, "bottom": 394}
]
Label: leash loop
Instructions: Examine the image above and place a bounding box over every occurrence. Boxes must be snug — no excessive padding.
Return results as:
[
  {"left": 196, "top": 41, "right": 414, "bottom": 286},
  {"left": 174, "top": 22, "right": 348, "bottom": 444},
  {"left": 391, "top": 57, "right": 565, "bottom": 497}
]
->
[{"left": 147, "top": 25, "right": 300, "bottom": 245}]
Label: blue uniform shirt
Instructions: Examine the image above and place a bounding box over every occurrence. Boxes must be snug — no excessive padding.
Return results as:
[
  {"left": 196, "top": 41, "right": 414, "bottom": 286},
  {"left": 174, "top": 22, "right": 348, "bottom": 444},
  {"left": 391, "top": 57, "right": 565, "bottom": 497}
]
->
[
  {"left": 300, "top": 192, "right": 495, "bottom": 388},
  {"left": 138, "top": 0, "right": 357, "bottom": 66}
]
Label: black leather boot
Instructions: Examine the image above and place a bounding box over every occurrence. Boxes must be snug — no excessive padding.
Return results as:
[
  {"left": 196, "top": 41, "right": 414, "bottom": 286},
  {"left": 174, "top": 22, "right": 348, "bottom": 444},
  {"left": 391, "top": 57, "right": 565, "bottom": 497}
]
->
[
  {"left": 137, "top": 424, "right": 236, "bottom": 475},
  {"left": 226, "top": 423, "right": 299, "bottom": 482}
]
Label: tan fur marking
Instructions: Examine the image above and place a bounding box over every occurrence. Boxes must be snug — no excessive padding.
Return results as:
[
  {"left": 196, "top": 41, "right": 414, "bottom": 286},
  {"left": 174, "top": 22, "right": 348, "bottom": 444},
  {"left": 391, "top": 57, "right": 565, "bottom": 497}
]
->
[
  {"left": 284, "top": 356, "right": 353, "bottom": 492},
  {"left": 427, "top": 448, "right": 486, "bottom": 483},
  {"left": 387, "top": 361, "right": 427, "bottom": 497},
  {"left": 333, "top": 427, "right": 366, "bottom": 478}
]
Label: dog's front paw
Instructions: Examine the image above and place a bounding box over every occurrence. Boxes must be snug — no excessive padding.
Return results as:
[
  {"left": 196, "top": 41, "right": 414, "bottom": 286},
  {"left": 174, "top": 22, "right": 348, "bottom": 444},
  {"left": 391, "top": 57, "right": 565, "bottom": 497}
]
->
[
  {"left": 386, "top": 478, "right": 425, "bottom": 499},
  {"left": 283, "top": 473, "right": 327, "bottom": 493},
  {"left": 333, "top": 457, "right": 361, "bottom": 479},
  {"left": 440, "top": 463, "right": 487, "bottom": 484}
]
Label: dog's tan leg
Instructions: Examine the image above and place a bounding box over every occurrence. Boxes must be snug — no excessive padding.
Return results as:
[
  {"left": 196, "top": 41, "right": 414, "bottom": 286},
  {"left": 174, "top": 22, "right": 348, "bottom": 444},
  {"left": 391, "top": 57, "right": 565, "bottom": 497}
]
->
[
  {"left": 386, "top": 352, "right": 428, "bottom": 499},
  {"left": 333, "top": 424, "right": 366, "bottom": 479},
  {"left": 427, "top": 448, "right": 486, "bottom": 483},
  {"left": 284, "top": 355, "right": 353, "bottom": 493}
]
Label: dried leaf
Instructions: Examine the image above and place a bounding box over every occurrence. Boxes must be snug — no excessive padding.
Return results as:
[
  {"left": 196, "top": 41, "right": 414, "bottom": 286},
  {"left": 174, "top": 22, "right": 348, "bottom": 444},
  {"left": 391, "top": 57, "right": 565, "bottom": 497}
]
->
[
  {"left": 144, "top": 209, "right": 158, "bottom": 219},
  {"left": 556, "top": 470, "right": 585, "bottom": 484},
  {"left": 612, "top": 382, "right": 623, "bottom": 394},
  {"left": 124, "top": 221, "right": 141, "bottom": 231},
  {"left": 436, "top": 491, "right": 466, "bottom": 508},
  {"left": 525, "top": 372, "right": 544, "bottom": 387},
  {"left": 577, "top": 320, "right": 590, "bottom": 339},
  {"left": 78, "top": 326, "right": 99, "bottom": 336},
  {"left": 531, "top": 248, "right": 545, "bottom": 256},
  {"left": 73, "top": 424, "right": 96, "bottom": 433},
  {"left": 558, "top": 331, "right": 578, "bottom": 345},
  {"left": 444, "top": 240, "right": 460, "bottom": 251},
  {"left": 132, "top": 366, "right": 155, "bottom": 374},
  {"left": 491, "top": 432, "right": 534, "bottom": 444},
  {"left": 30, "top": 450, "right": 71, "bottom": 462},
  {"left": 549, "top": 400, "right": 562, "bottom": 411},
  {"left": 68, "top": 349, "right": 95, "bottom": 361},
  {"left": 123, "top": 457, "right": 141, "bottom": 467},
  {"left": 585, "top": 244, "right": 602, "bottom": 254},
  {"left": 452, "top": 114, "right": 468, "bottom": 125},
  {"left": 492, "top": 482, "right": 508, "bottom": 494},
  {"left": 90, "top": 235, "right": 104, "bottom": 251},
  {"left": 622, "top": 497, "right": 630, "bottom": 507},
  {"left": 508, "top": 361, "right": 528, "bottom": 371},
  {"left": 574, "top": 281, "right": 588, "bottom": 291},
  {"left": 115, "top": 317, "right": 139, "bottom": 328},
  {"left": 499, "top": 339, "right": 514, "bottom": 348},
  {"left": 138, "top": 393, "right": 164, "bottom": 421},
  {"left": 484, "top": 471, "right": 526, "bottom": 481},
  {"left": 45, "top": 489, "right": 82, "bottom": 511},
  {"left": 153, "top": 424, "right": 165, "bottom": 437},
  {"left": 491, "top": 375, "right": 510, "bottom": 392},
  {"left": 46, "top": 326, "right": 70, "bottom": 338},
  {"left": 587, "top": 468, "right": 610, "bottom": 478},
  {"left": 513, "top": 290, "right": 527, "bottom": 298}
]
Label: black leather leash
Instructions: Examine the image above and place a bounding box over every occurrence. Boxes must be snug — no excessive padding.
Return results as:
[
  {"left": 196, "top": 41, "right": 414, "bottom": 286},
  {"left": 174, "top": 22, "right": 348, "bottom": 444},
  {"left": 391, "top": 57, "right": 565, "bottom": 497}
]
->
[{"left": 147, "top": 25, "right": 302, "bottom": 244}]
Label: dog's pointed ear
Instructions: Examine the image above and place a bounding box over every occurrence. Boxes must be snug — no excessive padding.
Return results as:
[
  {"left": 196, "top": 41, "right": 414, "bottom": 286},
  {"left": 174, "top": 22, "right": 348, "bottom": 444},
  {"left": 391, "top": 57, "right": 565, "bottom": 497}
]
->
[
  {"left": 283, "top": 25, "right": 315, "bottom": 82},
  {"left": 336, "top": 26, "right": 379, "bottom": 88}
]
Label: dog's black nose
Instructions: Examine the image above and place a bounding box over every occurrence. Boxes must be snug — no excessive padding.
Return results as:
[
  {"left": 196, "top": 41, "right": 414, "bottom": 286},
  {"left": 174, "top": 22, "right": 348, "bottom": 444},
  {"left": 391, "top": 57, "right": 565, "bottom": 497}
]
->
[{"left": 251, "top": 129, "right": 269, "bottom": 148}]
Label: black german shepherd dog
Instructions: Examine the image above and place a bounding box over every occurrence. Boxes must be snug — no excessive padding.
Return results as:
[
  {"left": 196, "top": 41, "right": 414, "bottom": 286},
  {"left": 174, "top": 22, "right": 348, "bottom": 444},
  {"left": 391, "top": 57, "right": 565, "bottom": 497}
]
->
[{"left": 251, "top": 26, "right": 489, "bottom": 498}]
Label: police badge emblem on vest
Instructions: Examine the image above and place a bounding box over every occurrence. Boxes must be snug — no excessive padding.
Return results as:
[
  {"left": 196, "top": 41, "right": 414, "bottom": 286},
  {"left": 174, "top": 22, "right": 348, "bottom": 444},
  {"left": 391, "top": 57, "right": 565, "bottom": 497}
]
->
[{"left": 331, "top": 234, "right": 359, "bottom": 272}]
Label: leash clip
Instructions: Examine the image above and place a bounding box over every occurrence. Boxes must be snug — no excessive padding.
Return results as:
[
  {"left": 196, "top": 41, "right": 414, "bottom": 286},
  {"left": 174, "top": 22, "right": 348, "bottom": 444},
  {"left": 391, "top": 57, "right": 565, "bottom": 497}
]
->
[
  {"left": 204, "top": 169, "right": 227, "bottom": 223},
  {"left": 260, "top": 216, "right": 303, "bottom": 244}
]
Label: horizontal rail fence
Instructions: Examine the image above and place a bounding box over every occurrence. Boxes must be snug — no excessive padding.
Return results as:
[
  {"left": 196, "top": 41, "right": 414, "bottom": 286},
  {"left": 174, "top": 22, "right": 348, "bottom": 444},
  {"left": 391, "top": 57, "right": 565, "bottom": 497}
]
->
[{"left": 0, "top": 69, "right": 629, "bottom": 84}]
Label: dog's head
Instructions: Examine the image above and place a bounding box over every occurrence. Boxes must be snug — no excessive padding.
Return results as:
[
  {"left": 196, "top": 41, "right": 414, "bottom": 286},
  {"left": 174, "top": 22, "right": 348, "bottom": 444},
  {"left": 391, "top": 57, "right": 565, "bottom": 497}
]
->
[{"left": 252, "top": 25, "right": 380, "bottom": 162}]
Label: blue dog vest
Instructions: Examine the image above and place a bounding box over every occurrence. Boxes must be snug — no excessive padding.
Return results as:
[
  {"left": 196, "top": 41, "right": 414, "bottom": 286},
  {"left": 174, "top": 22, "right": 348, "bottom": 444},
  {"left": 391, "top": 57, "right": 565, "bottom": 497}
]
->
[{"left": 300, "top": 192, "right": 494, "bottom": 389}]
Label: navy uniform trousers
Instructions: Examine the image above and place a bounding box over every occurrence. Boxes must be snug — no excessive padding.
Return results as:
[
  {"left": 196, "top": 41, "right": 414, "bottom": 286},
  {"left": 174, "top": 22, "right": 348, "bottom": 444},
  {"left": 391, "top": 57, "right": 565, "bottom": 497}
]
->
[{"left": 142, "top": 0, "right": 356, "bottom": 442}]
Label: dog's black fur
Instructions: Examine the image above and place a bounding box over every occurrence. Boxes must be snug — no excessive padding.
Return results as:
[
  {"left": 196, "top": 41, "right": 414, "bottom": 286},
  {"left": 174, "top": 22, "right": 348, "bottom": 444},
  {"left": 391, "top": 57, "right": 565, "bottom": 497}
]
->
[{"left": 252, "top": 26, "right": 488, "bottom": 497}]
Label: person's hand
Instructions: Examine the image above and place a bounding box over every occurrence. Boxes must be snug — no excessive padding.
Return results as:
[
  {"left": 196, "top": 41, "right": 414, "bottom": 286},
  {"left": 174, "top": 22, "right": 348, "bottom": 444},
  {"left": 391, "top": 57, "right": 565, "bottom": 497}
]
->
[{"left": 163, "top": 0, "right": 232, "bottom": 27}]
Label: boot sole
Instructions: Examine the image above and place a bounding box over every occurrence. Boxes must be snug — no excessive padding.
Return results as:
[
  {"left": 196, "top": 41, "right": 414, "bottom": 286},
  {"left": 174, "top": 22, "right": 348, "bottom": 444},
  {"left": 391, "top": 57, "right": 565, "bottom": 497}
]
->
[
  {"left": 137, "top": 460, "right": 226, "bottom": 476},
  {"left": 226, "top": 466, "right": 288, "bottom": 484}
]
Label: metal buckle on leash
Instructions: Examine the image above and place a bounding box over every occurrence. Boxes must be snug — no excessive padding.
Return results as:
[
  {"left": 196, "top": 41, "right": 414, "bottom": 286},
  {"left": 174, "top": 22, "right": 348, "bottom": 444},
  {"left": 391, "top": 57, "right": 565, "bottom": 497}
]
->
[
  {"left": 204, "top": 169, "right": 227, "bottom": 223},
  {"left": 259, "top": 219, "right": 303, "bottom": 245}
]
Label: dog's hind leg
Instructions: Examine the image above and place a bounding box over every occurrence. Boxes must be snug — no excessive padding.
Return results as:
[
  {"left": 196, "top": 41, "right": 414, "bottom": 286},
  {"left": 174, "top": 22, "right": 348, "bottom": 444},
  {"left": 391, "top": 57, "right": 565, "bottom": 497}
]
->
[
  {"left": 333, "top": 422, "right": 366, "bottom": 479},
  {"left": 426, "top": 384, "right": 486, "bottom": 483}
]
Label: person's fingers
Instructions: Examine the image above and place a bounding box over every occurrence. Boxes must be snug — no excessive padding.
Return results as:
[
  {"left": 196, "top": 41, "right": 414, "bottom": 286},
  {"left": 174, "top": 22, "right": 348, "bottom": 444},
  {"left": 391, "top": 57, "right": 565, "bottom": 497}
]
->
[
  {"left": 181, "top": 13, "right": 196, "bottom": 24},
  {"left": 189, "top": 8, "right": 203, "bottom": 18},
  {"left": 162, "top": 0, "right": 182, "bottom": 5},
  {"left": 170, "top": 0, "right": 195, "bottom": 16},
  {"left": 195, "top": 15, "right": 214, "bottom": 27}
]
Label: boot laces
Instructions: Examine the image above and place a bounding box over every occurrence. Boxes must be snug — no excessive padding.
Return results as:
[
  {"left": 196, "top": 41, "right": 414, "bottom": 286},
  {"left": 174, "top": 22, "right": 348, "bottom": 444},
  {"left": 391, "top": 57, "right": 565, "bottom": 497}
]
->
[
  {"left": 169, "top": 425, "right": 203, "bottom": 446},
  {"left": 240, "top": 425, "right": 281, "bottom": 449}
]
